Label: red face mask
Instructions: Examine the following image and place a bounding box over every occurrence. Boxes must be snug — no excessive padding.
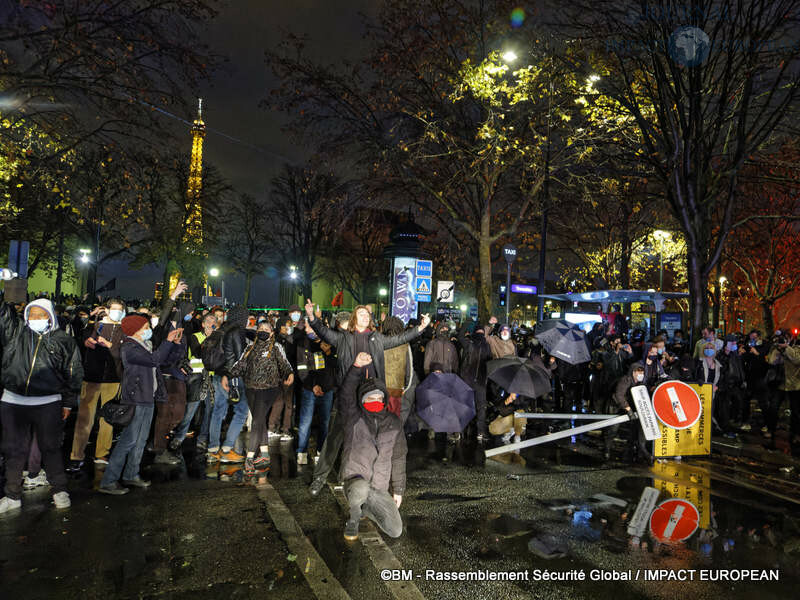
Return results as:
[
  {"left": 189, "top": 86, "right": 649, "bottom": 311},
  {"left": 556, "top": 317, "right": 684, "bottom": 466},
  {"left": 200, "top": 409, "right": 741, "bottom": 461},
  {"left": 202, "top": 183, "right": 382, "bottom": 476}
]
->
[{"left": 363, "top": 399, "right": 385, "bottom": 413}]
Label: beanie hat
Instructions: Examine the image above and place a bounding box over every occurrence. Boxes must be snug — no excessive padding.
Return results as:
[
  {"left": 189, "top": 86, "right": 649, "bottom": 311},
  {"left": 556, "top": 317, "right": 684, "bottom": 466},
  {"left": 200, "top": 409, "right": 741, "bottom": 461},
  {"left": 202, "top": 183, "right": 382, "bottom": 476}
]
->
[
  {"left": 226, "top": 305, "right": 250, "bottom": 328},
  {"left": 121, "top": 315, "right": 148, "bottom": 337}
]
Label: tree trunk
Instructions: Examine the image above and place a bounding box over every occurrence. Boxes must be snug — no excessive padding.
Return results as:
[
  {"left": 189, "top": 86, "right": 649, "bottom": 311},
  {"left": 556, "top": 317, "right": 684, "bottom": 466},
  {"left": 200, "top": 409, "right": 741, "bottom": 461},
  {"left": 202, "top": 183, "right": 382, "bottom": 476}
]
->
[
  {"left": 619, "top": 229, "right": 631, "bottom": 319},
  {"left": 477, "top": 230, "right": 492, "bottom": 323},
  {"left": 761, "top": 300, "right": 775, "bottom": 337},
  {"left": 687, "top": 251, "right": 708, "bottom": 343},
  {"left": 54, "top": 223, "right": 64, "bottom": 302},
  {"left": 243, "top": 271, "right": 253, "bottom": 306}
]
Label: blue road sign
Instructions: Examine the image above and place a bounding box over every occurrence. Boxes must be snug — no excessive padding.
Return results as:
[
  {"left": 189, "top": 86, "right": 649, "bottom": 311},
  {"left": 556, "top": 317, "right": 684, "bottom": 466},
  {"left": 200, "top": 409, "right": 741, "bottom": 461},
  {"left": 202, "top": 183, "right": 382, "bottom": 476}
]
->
[{"left": 415, "top": 260, "right": 432, "bottom": 278}]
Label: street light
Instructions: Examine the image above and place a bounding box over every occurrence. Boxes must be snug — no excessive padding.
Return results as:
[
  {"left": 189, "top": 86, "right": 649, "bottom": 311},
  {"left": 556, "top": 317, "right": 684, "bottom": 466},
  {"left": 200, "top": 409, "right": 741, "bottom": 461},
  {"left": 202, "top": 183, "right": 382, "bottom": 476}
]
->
[
  {"left": 209, "top": 267, "right": 220, "bottom": 277},
  {"left": 289, "top": 265, "right": 298, "bottom": 280},
  {"left": 460, "top": 304, "right": 467, "bottom": 313},
  {"left": 208, "top": 267, "right": 225, "bottom": 306},
  {"left": 653, "top": 230, "right": 671, "bottom": 292},
  {"left": 501, "top": 50, "right": 518, "bottom": 63},
  {"left": 79, "top": 248, "right": 91, "bottom": 264},
  {"left": 379, "top": 288, "right": 387, "bottom": 297}
]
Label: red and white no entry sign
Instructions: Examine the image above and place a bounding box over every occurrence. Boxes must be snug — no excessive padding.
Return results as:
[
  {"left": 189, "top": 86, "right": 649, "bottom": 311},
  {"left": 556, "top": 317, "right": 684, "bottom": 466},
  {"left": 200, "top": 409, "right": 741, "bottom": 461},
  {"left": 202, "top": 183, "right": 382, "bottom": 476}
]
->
[
  {"left": 649, "top": 498, "right": 700, "bottom": 543},
  {"left": 651, "top": 380, "right": 702, "bottom": 430}
]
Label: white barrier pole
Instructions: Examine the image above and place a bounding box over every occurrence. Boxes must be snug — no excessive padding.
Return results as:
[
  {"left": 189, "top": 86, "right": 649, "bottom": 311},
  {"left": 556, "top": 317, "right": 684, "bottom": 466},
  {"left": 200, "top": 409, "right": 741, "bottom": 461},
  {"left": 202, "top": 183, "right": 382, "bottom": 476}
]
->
[
  {"left": 484, "top": 414, "right": 633, "bottom": 457},
  {"left": 516, "top": 413, "right": 619, "bottom": 420}
]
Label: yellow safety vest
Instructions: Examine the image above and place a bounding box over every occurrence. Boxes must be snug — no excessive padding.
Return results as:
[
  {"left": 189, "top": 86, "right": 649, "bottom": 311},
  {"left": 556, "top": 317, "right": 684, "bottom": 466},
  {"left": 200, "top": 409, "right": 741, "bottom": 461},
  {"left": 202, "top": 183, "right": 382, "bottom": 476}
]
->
[{"left": 189, "top": 331, "right": 207, "bottom": 374}]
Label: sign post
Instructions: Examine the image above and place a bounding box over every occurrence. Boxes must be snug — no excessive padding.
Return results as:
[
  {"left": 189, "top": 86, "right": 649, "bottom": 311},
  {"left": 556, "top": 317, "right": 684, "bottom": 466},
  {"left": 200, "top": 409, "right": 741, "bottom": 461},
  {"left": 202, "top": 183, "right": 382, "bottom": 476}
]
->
[
  {"left": 436, "top": 280, "right": 454, "bottom": 303},
  {"left": 502, "top": 244, "right": 517, "bottom": 325}
]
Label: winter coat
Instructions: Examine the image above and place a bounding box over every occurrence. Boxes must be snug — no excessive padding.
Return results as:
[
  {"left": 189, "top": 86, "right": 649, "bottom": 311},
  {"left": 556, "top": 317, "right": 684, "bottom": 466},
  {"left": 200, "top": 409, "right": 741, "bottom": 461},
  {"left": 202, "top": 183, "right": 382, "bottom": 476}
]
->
[
  {"left": 236, "top": 336, "right": 293, "bottom": 390},
  {"left": 695, "top": 358, "right": 723, "bottom": 397},
  {"left": 612, "top": 364, "right": 646, "bottom": 411},
  {"left": 222, "top": 324, "right": 250, "bottom": 378},
  {"left": 339, "top": 365, "right": 406, "bottom": 494},
  {"left": 717, "top": 350, "right": 746, "bottom": 390},
  {"left": 768, "top": 345, "right": 800, "bottom": 391},
  {"left": 119, "top": 337, "right": 175, "bottom": 406},
  {"left": 0, "top": 299, "right": 83, "bottom": 408},
  {"left": 486, "top": 334, "right": 517, "bottom": 359},
  {"left": 457, "top": 324, "right": 492, "bottom": 386},
  {"left": 308, "top": 315, "right": 421, "bottom": 385},
  {"left": 81, "top": 320, "right": 124, "bottom": 383},
  {"left": 423, "top": 336, "right": 459, "bottom": 374}
]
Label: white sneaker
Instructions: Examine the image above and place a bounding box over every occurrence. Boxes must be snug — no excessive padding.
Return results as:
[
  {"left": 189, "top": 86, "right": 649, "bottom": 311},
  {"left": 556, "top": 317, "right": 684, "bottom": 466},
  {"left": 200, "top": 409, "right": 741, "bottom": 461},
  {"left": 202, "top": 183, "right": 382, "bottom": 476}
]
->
[
  {"left": 23, "top": 470, "right": 50, "bottom": 490},
  {"left": 740, "top": 424, "right": 752, "bottom": 431},
  {"left": 53, "top": 491, "right": 71, "bottom": 509},
  {"left": 0, "top": 496, "right": 22, "bottom": 514},
  {"left": 280, "top": 432, "right": 293, "bottom": 441},
  {"left": 297, "top": 452, "right": 308, "bottom": 465},
  {"left": 313, "top": 455, "right": 320, "bottom": 465},
  {"left": 94, "top": 457, "right": 109, "bottom": 465},
  {"left": 501, "top": 431, "right": 513, "bottom": 445},
  {"left": 267, "top": 430, "right": 279, "bottom": 440}
]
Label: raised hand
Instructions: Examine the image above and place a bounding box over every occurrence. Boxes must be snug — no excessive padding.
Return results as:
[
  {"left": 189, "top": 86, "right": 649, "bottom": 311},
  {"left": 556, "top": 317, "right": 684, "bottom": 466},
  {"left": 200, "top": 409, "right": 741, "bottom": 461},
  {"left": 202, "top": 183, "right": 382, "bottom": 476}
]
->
[
  {"left": 354, "top": 352, "right": 373, "bottom": 368},
  {"left": 305, "top": 298, "right": 315, "bottom": 319}
]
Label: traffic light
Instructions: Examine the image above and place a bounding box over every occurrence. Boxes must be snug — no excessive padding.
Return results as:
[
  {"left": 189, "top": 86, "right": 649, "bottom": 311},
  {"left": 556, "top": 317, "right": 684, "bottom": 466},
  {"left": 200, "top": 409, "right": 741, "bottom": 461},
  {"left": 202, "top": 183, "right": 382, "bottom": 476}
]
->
[{"left": 499, "top": 284, "right": 506, "bottom": 307}]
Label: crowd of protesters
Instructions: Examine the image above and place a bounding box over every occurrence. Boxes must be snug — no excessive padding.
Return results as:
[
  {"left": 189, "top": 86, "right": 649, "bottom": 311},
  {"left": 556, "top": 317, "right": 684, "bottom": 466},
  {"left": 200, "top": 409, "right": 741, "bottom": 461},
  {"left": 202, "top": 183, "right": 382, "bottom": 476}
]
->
[{"left": 1, "top": 287, "right": 798, "bottom": 542}]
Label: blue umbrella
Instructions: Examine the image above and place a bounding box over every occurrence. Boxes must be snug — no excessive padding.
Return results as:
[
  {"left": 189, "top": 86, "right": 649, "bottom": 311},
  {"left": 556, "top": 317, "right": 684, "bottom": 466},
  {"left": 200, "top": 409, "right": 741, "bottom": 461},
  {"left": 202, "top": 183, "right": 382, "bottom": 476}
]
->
[{"left": 415, "top": 372, "right": 475, "bottom": 433}]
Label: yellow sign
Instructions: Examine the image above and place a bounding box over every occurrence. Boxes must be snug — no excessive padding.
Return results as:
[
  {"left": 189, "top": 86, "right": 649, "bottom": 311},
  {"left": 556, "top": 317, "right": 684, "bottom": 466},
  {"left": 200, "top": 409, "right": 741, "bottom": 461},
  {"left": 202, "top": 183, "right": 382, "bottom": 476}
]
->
[
  {"left": 654, "top": 384, "right": 711, "bottom": 458},
  {"left": 650, "top": 461, "right": 711, "bottom": 529}
]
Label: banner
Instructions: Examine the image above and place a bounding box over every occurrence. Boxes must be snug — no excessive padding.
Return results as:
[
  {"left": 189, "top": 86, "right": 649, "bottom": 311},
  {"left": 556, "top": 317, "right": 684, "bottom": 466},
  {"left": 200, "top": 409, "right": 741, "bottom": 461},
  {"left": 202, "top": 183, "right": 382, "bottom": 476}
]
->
[
  {"left": 391, "top": 257, "right": 418, "bottom": 325},
  {"left": 653, "top": 384, "right": 712, "bottom": 458}
]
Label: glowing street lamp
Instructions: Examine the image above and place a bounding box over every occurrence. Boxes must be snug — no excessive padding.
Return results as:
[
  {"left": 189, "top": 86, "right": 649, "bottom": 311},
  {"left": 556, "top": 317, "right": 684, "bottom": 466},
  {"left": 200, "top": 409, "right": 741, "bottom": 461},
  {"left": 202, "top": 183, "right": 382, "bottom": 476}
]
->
[
  {"left": 501, "top": 50, "right": 518, "bottom": 63},
  {"left": 79, "top": 248, "right": 91, "bottom": 264},
  {"left": 379, "top": 288, "right": 387, "bottom": 297},
  {"left": 208, "top": 267, "right": 220, "bottom": 277}
]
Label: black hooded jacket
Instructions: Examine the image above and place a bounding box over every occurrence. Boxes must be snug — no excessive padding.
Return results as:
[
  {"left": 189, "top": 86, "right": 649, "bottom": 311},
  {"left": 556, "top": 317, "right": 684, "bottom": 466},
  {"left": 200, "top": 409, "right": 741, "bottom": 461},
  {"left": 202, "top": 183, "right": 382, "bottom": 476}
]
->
[
  {"left": 339, "top": 365, "right": 406, "bottom": 494},
  {"left": 222, "top": 306, "right": 251, "bottom": 377},
  {"left": 457, "top": 323, "right": 492, "bottom": 386}
]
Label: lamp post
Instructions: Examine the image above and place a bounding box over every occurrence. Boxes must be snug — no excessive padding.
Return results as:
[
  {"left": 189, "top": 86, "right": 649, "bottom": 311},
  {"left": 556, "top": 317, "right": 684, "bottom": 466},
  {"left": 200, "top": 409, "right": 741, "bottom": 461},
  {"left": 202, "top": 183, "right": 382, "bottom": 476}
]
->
[
  {"left": 78, "top": 249, "right": 91, "bottom": 296},
  {"left": 653, "top": 230, "right": 670, "bottom": 292},
  {"left": 718, "top": 276, "right": 727, "bottom": 335}
]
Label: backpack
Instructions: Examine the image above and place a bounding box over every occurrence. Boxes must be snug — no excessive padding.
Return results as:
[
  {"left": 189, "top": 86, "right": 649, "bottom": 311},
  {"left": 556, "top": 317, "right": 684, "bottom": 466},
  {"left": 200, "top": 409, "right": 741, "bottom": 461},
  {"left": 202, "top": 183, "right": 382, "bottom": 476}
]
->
[{"left": 200, "top": 329, "right": 226, "bottom": 372}]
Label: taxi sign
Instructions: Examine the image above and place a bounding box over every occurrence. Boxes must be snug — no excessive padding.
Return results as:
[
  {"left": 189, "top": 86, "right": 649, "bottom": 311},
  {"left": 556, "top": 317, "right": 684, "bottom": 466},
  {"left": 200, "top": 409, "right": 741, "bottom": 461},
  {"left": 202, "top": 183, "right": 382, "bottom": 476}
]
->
[
  {"left": 652, "top": 380, "right": 702, "bottom": 430},
  {"left": 649, "top": 498, "right": 700, "bottom": 543}
]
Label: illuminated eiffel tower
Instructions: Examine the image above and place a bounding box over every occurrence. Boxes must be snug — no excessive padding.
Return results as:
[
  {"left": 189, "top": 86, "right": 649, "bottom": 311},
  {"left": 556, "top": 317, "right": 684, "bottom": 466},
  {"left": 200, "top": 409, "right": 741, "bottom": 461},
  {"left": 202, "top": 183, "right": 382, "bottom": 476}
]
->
[{"left": 167, "top": 99, "right": 206, "bottom": 298}]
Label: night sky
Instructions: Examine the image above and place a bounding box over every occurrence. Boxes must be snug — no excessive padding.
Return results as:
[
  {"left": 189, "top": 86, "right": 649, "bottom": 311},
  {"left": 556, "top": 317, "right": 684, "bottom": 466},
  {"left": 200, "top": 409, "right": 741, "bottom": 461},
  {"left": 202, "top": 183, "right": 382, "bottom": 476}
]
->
[{"left": 103, "top": 0, "right": 376, "bottom": 303}]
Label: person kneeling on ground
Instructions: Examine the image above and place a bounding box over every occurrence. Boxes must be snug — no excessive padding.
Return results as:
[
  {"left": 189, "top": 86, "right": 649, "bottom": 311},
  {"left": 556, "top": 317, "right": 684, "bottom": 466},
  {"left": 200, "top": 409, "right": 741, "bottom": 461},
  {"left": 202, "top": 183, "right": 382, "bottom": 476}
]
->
[{"left": 340, "top": 352, "right": 406, "bottom": 541}]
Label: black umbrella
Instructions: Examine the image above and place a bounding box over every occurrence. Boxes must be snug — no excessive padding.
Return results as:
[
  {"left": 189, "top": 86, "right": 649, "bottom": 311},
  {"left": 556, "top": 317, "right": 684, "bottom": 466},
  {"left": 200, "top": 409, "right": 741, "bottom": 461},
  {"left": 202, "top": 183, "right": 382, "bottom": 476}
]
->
[
  {"left": 415, "top": 373, "right": 475, "bottom": 433},
  {"left": 487, "top": 360, "right": 552, "bottom": 398},
  {"left": 534, "top": 320, "right": 592, "bottom": 365}
]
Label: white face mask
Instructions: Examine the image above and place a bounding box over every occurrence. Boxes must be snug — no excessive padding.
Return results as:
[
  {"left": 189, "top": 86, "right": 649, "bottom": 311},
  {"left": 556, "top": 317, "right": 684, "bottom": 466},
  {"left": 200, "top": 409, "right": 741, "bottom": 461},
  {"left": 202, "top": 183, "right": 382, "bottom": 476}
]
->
[
  {"left": 290, "top": 312, "right": 301, "bottom": 323},
  {"left": 634, "top": 373, "right": 644, "bottom": 383},
  {"left": 500, "top": 333, "right": 510, "bottom": 341},
  {"left": 108, "top": 309, "right": 124, "bottom": 322},
  {"left": 150, "top": 317, "right": 159, "bottom": 328},
  {"left": 28, "top": 319, "right": 50, "bottom": 333},
  {"left": 286, "top": 326, "right": 294, "bottom": 335}
]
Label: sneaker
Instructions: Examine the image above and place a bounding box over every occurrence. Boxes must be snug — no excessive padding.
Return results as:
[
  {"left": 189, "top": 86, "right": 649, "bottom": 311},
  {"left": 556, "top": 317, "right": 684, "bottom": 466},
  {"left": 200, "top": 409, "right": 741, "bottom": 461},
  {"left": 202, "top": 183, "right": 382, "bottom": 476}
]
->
[
  {"left": 740, "top": 423, "right": 752, "bottom": 432},
  {"left": 168, "top": 437, "right": 183, "bottom": 452},
  {"left": 268, "top": 430, "right": 280, "bottom": 440},
  {"left": 297, "top": 452, "right": 308, "bottom": 465},
  {"left": 65, "top": 459, "right": 84, "bottom": 473},
  {"left": 121, "top": 477, "right": 152, "bottom": 488},
  {"left": 344, "top": 519, "right": 359, "bottom": 541},
  {"left": 52, "top": 491, "right": 71, "bottom": 509},
  {"left": 476, "top": 433, "right": 488, "bottom": 444},
  {"left": 153, "top": 451, "right": 181, "bottom": 465},
  {"left": 23, "top": 470, "right": 50, "bottom": 490},
  {"left": 0, "top": 496, "right": 22, "bottom": 514},
  {"left": 93, "top": 456, "right": 109, "bottom": 465},
  {"left": 206, "top": 450, "right": 221, "bottom": 463},
  {"left": 501, "top": 431, "right": 513, "bottom": 445},
  {"left": 220, "top": 450, "right": 245, "bottom": 463},
  {"left": 244, "top": 458, "right": 255, "bottom": 475},
  {"left": 313, "top": 455, "right": 320, "bottom": 465},
  {"left": 761, "top": 426, "right": 769, "bottom": 433},
  {"left": 280, "top": 431, "right": 293, "bottom": 442},
  {"left": 98, "top": 482, "right": 130, "bottom": 495},
  {"left": 253, "top": 455, "right": 270, "bottom": 468}
]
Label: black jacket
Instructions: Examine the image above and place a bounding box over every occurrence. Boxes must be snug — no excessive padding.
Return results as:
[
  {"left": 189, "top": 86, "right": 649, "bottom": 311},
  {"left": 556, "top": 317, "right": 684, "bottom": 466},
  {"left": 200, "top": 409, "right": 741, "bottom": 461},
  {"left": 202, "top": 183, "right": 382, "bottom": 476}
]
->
[
  {"left": 222, "top": 324, "right": 250, "bottom": 378},
  {"left": 457, "top": 324, "right": 492, "bottom": 386},
  {"left": 308, "top": 315, "right": 421, "bottom": 385},
  {"left": 339, "top": 365, "right": 405, "bottom": 494},
  {"left": 0, "top": 301, "right": 83, "bottom": 408},
  {"left": 119, "top": 337, "right": 175, "bottom": 406},
  {"left": 81, "top": 321, "right": 123, "bottom": 383},
  {"left": 296, "top": 336, "right": 337, "bottom": 392}
]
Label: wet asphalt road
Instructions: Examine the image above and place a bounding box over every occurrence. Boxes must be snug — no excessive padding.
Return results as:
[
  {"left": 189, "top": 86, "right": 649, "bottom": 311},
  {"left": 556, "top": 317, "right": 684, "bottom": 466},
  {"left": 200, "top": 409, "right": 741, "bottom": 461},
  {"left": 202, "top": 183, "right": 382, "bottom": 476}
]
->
[{"left": 2, "top": 427, "right": 800, "bottom": 600}]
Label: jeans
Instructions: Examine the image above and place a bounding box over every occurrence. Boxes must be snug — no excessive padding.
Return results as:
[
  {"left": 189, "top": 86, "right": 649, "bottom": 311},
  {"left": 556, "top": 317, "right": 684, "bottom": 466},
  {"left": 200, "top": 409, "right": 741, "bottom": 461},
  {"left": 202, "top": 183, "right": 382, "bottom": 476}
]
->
[
  {"left": 208, "top": 376, "right": 249, "bottom": 450},
  {"left": 174, "top": 379, "right": 212, "bottom": 444},
  {"left": 345, "top": 477, "right": 403, "bottom": 538},
  {"left": 298, "top": 389, "right": 334, "bottom": 453},
  {"left": 2, "top": 401, "right": 68, "bottom": 500},
  {"left": 101, "top": 404, "right": 155, "bottom": 486}
]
